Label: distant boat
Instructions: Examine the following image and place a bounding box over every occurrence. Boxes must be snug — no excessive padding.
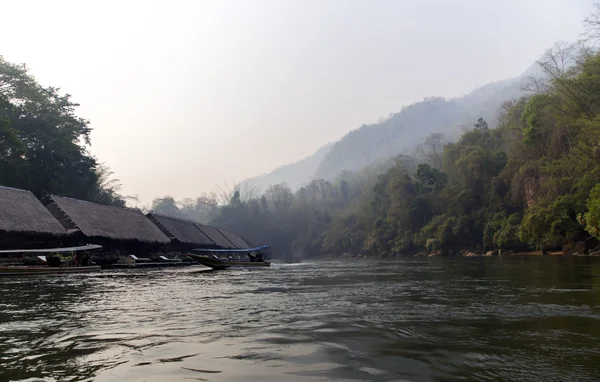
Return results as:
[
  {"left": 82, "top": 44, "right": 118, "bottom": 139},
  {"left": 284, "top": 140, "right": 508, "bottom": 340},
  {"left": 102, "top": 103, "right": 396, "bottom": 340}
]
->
[
  {"left": 186, "top": 245, "right": 271, "bottom": 270},
  {"left": 0, "top": 244, "right": 102, "bottom": 276}
]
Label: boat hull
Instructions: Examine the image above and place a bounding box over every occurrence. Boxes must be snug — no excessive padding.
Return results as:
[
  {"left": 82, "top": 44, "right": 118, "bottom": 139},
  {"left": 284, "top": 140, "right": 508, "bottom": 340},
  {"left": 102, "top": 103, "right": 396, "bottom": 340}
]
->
[
  {"left": 0, "top": 265, "right": 101, "bottom": 276},
  {"left": 186, "top": 254, "right": 270, "bottom": 270}
]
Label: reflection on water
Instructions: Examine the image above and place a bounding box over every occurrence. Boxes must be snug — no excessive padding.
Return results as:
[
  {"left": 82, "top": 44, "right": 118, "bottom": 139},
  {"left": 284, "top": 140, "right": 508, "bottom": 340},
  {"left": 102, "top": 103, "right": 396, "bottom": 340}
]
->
[{"left": 1, "top": 257, "right": 600, "bottom": 381}]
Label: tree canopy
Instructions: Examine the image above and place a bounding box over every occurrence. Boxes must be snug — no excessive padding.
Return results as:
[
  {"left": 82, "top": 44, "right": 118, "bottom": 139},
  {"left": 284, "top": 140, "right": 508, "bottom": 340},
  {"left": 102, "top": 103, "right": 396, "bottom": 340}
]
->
[{"left": 0, "top": 56, "right": 124, "bottom": 206}]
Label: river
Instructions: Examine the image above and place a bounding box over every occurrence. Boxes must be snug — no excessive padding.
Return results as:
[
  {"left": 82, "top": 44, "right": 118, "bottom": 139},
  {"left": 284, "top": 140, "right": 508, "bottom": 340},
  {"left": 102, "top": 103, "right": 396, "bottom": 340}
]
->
[{"left": 1, "top": 257, "right": 600, "bottom": 381}]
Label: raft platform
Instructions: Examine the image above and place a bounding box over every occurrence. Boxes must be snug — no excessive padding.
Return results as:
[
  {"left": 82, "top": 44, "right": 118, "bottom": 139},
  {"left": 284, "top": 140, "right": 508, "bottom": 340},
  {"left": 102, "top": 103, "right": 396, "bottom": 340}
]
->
[
  {"left": 104, "top": 261, "right": 197, "bottom": 269},
  {"left": 0, "top": 265, "right": 101, "bottom": 276}
]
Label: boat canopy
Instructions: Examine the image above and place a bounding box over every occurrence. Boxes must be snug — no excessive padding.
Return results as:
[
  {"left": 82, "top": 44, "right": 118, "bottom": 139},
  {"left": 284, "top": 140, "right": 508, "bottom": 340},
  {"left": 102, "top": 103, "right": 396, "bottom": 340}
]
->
[
  {"left": 0, "top": 244, "right": 102, "bottom": 254},
  {"left": 191, "top": 245, "right": 270, "bottom": 253}
]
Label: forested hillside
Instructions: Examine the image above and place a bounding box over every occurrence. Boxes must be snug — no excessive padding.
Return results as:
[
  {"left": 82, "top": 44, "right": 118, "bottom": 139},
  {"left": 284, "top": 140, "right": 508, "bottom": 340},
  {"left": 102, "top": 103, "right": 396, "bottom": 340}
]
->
[
  {"left": 210, "top": 35, "right": 600, "bottom": 259},
  {"left": 241, "top": 66, "right": 533, "bottom": 191},
  {"left": 313, "top": 74, "right": 532, "bottom": 181}
]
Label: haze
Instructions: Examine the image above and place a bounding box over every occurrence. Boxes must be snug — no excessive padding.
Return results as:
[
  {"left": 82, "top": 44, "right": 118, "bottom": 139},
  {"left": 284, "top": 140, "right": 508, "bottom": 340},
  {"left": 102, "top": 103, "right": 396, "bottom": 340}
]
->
[{"left": 0, "top": 0, "right": 593, "bottom": 203}]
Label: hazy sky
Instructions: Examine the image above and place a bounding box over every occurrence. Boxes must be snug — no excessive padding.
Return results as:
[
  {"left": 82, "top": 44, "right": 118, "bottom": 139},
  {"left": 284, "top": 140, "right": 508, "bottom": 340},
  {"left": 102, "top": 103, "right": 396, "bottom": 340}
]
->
[{"left": 0, "top": 0, "right": 595, "bottom": 204}]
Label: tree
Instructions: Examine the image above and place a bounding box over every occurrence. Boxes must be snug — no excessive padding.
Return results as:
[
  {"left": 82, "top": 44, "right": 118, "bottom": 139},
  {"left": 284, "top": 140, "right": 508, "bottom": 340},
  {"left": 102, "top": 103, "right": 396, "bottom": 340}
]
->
[
  {"left": 0, "top": 56, "right": 118, "bottom": 202},
  {"left": 88, "top": 163, "right": 126, "bottom": 207},
  {"left": 264, "top": 183, "right": 294, "bottom": 215},
  {"left": 416, "top": 133, "right": 445, "bottom": 169},
  {"left": 583, "top": 2, "right": 600, "bottom": 45},
  {"left": 178, "top": 195, "right": 219, "bottom": 224},
  {"left": 340, "top": 180, "right": 349, "bottom": 199},
  {"left": 584, "top": 184, "right": 600, "bottom": 238},
  {"left": 151, "top": 196, "right": 182, "bottom": 217},
  {"left": 0, "top": 97, "right": 24, "bottom": 186},
  {"left": 474, "top": 118, "right": 488, "bottom": 130}
]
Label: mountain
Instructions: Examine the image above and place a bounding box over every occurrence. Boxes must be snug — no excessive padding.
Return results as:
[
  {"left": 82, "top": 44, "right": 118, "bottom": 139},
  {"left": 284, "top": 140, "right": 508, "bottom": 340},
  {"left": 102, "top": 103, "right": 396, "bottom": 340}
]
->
[
  {"left": 315, "top": 97, "right": 467, "bottom": 180},
  {"left": 243, "top": 64, "right": 536, "bottom": 190},
  {"left": 315, "top": 73, "right": 531, "bottom": 180},
  {"left": 241, "top": 143, "right": 333, "bottom": 194}
]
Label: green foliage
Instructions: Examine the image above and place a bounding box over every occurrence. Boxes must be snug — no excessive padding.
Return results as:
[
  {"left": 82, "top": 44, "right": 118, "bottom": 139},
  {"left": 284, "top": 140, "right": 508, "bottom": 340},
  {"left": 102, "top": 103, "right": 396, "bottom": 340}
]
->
[
  {"left": 518, "top": 197, "right": 575, "bottom": 250},
  {"left": 484, "top": 212, "right": 522, "bottom": 249},
  {"left": 204, "top": 28, "right": 600, "bottom": 258},
  {"left": 584, "top": 184, "right": 600, "bottom": 238},
  {"left": 0, "top": 56, "right": 125, "bottom": 206}
]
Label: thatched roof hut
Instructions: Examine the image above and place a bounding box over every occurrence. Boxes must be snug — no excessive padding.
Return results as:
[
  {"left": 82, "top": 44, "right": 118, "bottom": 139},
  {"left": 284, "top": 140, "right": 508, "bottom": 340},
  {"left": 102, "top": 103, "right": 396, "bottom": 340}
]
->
[
  {"left": 217, "top": 228, "right": 250, "bottom": 249},
  {"left": 46, "top": 195, "right": 169, "bottom": 244},
  {"left": 0, "top": 186, "right": 66, "bottom": 236},
  {"left": 194, "top": 224, "right": 236, "bottom": 248},
  {"left": 146, "top": 213, "right": 215, "bottom": 247}
]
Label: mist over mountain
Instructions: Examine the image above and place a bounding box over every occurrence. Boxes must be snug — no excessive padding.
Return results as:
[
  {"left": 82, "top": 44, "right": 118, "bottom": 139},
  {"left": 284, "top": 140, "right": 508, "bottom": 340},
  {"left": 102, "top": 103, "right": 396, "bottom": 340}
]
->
[
  {"left": 242, "top": 63, "right": 538, "bottom": 190},
  {"left": 240, "top": 143, "right": 333, "bottom": 194}
]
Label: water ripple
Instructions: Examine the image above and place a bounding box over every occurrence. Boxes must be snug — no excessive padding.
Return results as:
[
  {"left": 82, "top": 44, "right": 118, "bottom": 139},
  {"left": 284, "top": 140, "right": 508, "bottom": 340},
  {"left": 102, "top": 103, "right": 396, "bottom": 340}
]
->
[{"left": 1, "top": 258, "right": 600, "bottom": 381}]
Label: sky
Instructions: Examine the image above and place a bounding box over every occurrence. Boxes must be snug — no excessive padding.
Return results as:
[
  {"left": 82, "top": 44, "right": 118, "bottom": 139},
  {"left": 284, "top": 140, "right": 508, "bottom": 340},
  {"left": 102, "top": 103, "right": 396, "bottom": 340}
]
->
[{"left": 0, "top": 0, "right": 595, "bottom": 204}]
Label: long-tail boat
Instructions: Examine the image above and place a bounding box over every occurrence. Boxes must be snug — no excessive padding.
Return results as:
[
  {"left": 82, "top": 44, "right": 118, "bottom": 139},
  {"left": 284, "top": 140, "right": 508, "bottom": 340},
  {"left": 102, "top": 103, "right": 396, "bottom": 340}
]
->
[
  {"left": 0, "top": 244, "right": 103, "bottom": 276},
  {"left": 186, "top": 245, "right": 271, "bottom": 270}
]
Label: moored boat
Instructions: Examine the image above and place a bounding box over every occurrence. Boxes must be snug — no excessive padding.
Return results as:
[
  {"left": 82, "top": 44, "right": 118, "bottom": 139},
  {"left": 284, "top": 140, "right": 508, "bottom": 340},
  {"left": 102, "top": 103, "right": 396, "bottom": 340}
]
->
[{"left": 186, "top": 245, "right": 271, "bottom": 270}]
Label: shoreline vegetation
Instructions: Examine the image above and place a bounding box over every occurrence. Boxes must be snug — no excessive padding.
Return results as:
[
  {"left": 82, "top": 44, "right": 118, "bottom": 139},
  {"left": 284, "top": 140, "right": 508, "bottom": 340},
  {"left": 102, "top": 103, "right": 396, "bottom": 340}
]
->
[
  {"left": 309, "top": 247, "right": 600, "bottom": 260},
  {"left": 328, "top": 249, "right": 600, "bottom": 259},
  {"left": 5, "top": 7, "right": 600, "bottom": 262},
  {"left": 201, "top": 7, "right": 600, "bottom": 261}
]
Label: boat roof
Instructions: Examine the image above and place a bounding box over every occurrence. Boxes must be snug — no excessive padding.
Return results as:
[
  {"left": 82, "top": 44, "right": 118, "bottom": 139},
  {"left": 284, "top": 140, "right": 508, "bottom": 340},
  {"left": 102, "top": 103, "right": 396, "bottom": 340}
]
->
[
  {"left": 191, "top": 245, "right": 270, "bottom": 253},
  {"left": 0, "top": 244, "right": 102, "bottom": 254}
]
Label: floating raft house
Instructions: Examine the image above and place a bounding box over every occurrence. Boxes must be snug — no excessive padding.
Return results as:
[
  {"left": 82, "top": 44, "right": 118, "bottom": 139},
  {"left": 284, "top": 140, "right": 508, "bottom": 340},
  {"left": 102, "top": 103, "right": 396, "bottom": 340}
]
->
[
  {"left": 0, "top": 183, "right": 262, "bottom": 257},
  {"left": 194, "top": 224, "right": 237, "bottom": 248},
  {"left": 146, "top": 212, "right": 216, "bottom": 250},
  {"left": 217, "top": 228, "right": 250, "bottom": 249},
  {"left": 46, "top": 195, "right": 170, "bottom": 252},
  {"left": 0, "top": 186, "right": 66, "bottom": 249}
]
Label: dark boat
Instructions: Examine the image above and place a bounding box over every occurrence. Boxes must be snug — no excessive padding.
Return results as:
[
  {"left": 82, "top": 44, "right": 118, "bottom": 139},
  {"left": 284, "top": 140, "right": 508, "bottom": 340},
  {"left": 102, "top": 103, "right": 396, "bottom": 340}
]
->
[
  {"left": 0, "top": 244, "right": 103, "bottom": 276},
  {"left": 186, "top": 245, "right": 271, "bottom": 270}
]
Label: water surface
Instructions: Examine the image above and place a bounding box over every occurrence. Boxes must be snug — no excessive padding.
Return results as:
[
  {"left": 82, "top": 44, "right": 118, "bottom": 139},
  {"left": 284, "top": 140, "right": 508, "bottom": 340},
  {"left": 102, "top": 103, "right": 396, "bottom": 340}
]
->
[{"left": 1, "top": 257, "right": 600, "bottom": 381}]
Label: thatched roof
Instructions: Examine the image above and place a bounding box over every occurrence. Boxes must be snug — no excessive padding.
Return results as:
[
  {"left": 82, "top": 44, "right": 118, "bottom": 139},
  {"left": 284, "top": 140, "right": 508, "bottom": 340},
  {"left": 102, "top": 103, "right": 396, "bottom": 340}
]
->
[
  {"left": 146, "top": 213, "right": 214, "bottom": 246},
  {"left": 48, "top": 195, "right": 170, "bottom": 243},
  {"left": 195, "top": 224, "right": 235, "bottom": 248},
  {"left": 0, "top": 186, "right": 66, "bottom": 235},
  {"left": 218, "top": 228, "right": 250, "bottom": 249}
]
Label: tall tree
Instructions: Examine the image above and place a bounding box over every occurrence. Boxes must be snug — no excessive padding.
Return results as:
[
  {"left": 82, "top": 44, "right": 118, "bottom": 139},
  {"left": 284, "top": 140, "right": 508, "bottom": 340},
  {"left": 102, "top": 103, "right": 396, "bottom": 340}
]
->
[
  {"left": 0, "top": 56, "right": 115, "bottom": 201},
  {"left": 151, "top": 196, "right": 182, "bottom": 217},
  {"left": 417, "top": 133, "right": 445, "bottom": 169}
]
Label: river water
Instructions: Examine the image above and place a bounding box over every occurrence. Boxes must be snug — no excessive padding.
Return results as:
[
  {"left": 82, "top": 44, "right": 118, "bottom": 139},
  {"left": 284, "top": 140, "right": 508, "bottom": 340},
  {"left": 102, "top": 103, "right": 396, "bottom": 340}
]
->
[{"left": 1, "top": 257, "right": 600, "bottom": 382}]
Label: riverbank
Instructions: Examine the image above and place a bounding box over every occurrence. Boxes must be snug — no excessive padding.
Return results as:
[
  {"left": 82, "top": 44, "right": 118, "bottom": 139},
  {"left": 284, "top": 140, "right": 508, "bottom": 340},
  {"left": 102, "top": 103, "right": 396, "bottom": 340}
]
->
[{"left": 322, "top": 248, "right": 600, "bottom": 259}]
